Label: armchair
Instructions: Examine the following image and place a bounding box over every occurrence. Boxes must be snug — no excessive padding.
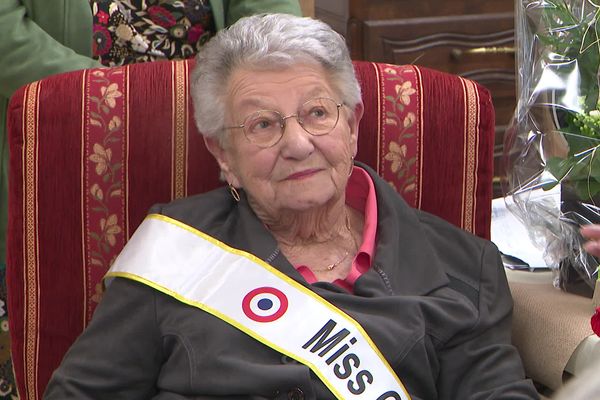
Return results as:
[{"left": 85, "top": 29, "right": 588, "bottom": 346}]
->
[{"left": 6, "top": 59, "right": 494, "bottom": 399}]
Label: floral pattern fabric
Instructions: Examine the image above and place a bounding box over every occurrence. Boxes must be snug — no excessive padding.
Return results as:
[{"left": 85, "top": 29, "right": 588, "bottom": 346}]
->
[
  {"left": 91, "top": 0, "right": 216, "bottom": 66},
  {"left": 0, "top": 264, "right": 17, "bottom": 399},
  {"left": 85, "top": 69, "right": 127, "bottom": 314},
  {"left": 381, "top": 66, "right": 419, "bottom": 197}
]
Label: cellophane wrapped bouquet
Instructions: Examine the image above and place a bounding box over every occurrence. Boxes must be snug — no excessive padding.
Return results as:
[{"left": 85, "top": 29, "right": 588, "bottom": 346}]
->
[{"left": 505, "top": 0, "right": 600, "bottom": 299}]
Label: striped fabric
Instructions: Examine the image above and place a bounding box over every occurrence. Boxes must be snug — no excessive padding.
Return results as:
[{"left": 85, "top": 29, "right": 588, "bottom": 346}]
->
[{"left": 6, "top": 59, "right": 493, "bottom": 399}]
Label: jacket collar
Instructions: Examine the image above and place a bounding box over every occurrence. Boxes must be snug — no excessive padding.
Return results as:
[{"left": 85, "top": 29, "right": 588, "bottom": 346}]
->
[
  {"left": 230, "top": 163, "right": 450, "bottom": 296},
  {"left": 352, "top": 163, "right": 450, "bottom": 296}
]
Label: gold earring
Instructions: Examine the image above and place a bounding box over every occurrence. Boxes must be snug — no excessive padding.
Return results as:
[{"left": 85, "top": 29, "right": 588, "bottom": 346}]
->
[{"left": 228, "top": 183, "right": 241, "bottom": 202}]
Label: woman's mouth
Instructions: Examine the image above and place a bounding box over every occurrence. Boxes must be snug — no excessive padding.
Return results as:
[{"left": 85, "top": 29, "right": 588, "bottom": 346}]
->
[{"left": 285, "top": 168, "right": 321, "bottom": 180}]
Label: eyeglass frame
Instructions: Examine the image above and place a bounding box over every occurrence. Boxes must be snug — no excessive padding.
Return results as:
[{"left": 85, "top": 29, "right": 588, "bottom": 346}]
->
[{"left": 223, "top": 97, "right": 345, "bottom": 148}]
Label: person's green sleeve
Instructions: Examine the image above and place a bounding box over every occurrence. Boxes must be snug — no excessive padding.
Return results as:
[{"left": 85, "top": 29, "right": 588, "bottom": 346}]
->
[
  {"left": 0, "top": 0, "right": 101, "bottom": 99},
  {"left": 224, "top": 0, "right": 303, "bottom": 27}
]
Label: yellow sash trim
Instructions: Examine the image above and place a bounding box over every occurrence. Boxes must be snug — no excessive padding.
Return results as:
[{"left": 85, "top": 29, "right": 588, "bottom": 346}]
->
[{"left": 105, "top": 214, "right": 410, "bottom": 400}]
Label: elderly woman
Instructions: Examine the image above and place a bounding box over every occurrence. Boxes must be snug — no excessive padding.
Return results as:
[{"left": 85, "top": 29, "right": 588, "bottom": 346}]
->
[{"left": 44, "top": 13, "right": 539, "bottom": 400}]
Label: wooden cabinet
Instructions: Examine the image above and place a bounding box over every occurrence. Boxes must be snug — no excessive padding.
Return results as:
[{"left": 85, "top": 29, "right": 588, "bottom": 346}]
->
[
  {"left": 316, "top": 0, "right": 515, "bottom": 197},
  {"left": 299, "top": 0, "right": 315, "bottom": 17}
]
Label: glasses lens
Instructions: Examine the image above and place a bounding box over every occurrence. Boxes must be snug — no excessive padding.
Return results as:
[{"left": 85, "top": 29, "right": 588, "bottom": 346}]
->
[
  {"left": 243, "top": 110, "right": 283, "bottom": 147},
  {"left": 298, "top": 98, "right": 340, "bottom": 136}
]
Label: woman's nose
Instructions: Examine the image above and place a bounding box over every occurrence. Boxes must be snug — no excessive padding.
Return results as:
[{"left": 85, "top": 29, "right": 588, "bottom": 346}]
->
[{"left": 278, "top": 117, "right": 315, "bottom": 158}]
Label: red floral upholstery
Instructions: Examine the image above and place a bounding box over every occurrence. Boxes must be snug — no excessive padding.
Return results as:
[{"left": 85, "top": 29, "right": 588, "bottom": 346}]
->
[{"left": 6, "top": 59, "right": 493, "bottom": 399}]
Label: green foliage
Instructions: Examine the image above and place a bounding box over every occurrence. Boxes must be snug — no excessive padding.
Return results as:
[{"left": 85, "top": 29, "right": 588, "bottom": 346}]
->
[{"left": 539, "top": 0, "right": 600, "bottom": 199}]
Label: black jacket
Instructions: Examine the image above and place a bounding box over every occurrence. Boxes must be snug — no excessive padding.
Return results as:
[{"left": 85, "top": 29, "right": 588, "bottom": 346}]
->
[{"left": 44, "top": 165, "right": 539, "bottom": 400}]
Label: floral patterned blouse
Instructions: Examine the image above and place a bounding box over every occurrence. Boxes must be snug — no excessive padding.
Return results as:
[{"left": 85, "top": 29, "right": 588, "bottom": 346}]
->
[{"left": 90, "top": 0, "right": 217, "bottom": 66}]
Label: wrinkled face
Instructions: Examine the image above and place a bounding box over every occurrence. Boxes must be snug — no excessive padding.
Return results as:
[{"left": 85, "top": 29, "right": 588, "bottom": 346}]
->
[{"left": 204, "top": 64, "right": 363, "bottom": 219}]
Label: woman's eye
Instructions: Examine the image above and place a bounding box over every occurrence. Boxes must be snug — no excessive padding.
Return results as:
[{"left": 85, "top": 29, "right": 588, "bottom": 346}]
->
[
  {"left": 310, "top": 107, "right": 327, "bottom": 118},
  {"left": 251, "top": 119, "right": 274, "bottom": 132}
]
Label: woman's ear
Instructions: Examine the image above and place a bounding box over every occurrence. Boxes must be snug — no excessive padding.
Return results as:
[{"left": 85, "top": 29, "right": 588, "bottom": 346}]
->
[
  {"left": 349, "top": 101, "right": 364, "bottom": 157},
  {"left": 203, "top": 136, "right": 240, "bottom": 187}
]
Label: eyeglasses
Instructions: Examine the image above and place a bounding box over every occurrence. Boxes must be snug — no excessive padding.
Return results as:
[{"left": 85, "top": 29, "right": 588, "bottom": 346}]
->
[{"left": 224, "top": 97, "right": 344, "bottom": 148}]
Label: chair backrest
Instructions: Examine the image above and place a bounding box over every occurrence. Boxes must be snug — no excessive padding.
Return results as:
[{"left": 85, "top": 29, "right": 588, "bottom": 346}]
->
[{"left": 6, "top": 59, "right": 494, "bottom": 399}]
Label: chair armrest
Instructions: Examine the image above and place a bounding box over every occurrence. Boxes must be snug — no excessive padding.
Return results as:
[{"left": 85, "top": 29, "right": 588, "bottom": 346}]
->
[{"left": 507, "top": 269, "right": 596, "bottom": 390}]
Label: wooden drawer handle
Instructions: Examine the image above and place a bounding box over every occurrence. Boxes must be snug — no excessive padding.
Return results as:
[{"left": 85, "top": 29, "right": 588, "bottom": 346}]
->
[{"left": 451, "top": 46, "right": 515, "bottom": 60}]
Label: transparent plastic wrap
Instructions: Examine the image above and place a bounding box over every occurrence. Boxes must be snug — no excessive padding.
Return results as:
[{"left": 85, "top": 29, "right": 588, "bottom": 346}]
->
[{"left": 505, "top": 0, "right": 600, "bottom": 297}]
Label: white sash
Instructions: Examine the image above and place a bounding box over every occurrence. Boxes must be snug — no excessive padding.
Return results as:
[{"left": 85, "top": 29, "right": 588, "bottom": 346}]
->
[{"left": 106, "top": 214, "right": 411, "bottom": 400}]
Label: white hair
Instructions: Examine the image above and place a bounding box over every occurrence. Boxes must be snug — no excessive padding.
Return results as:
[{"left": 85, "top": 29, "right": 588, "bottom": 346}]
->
[{"left": 190, "top": 13, "right": 362, "bottom": 142}]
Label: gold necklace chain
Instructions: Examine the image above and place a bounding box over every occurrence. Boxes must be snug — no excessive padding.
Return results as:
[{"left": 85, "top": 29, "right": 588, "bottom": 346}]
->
[
  {"left": 320, "top": 250, "right": 350, "bottom": 271},
  {"left": 311, "top": 211, "right": 359, "bottom": 273}
]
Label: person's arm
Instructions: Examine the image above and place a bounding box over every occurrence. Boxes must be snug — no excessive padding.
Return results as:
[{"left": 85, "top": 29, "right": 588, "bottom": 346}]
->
[
  {"left": 43, "top": 278, "right": 163, "bottom": 399},
  {"left": 224, "top": 0, "right": 302, "bottom": 27},
  {"left": 436, "top": 242, "right": 539, "bottom": 399},
  {"left": 0, "top": 0, "right": 100, "bottom": 99}
]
